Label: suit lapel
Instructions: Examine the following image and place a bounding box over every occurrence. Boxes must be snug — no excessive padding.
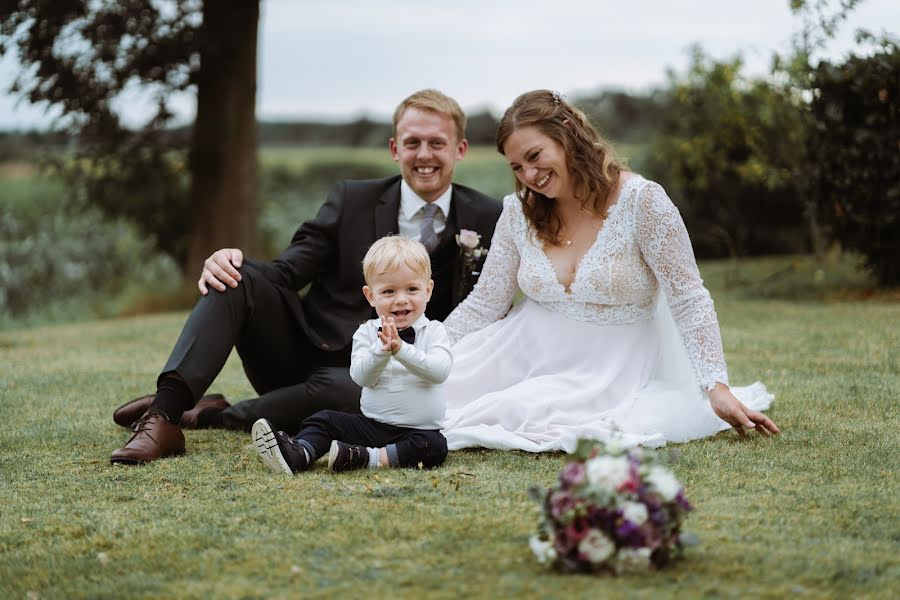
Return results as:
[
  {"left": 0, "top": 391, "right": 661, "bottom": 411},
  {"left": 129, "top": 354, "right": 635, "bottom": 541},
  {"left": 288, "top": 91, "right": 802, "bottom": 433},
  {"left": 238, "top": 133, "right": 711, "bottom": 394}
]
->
[
  {"left": 374, "top": 178, "right": 402, "bottom": 238},
  {"left": 450, "top": 187, "right": 476, "bottom": 234}
]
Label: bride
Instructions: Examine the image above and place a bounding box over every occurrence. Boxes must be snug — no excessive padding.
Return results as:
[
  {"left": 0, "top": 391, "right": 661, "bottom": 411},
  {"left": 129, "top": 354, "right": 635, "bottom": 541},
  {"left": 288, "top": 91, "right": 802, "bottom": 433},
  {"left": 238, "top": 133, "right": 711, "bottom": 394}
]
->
[{"left": 440, "top": 90, "right": 779, "bottom": 452}]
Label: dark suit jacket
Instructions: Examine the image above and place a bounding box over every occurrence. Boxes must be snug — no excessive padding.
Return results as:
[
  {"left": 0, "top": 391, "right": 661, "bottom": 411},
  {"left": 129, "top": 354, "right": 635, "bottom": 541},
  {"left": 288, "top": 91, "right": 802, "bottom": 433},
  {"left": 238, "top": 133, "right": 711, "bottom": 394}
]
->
[{"left": 244, "top": 175, "right": 503, "bottom": 353}]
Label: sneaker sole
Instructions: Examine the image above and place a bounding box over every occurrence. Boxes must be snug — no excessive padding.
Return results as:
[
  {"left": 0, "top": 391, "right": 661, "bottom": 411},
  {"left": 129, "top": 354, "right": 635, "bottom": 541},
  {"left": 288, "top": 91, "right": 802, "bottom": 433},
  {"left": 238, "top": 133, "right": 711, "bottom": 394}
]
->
[
  {"left": 251, "top": 419, "right": 294, "bottom": 475},
  {"left": 326, "top": 439, "right": 341, "bottom": 471}
]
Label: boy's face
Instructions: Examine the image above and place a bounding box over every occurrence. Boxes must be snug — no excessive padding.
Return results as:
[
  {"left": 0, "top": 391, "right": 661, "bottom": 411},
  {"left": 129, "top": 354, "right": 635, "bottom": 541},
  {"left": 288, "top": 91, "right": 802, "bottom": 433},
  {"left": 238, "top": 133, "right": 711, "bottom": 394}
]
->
[{"left": 363, "top": 264, "right": 433, "bottom": 330}]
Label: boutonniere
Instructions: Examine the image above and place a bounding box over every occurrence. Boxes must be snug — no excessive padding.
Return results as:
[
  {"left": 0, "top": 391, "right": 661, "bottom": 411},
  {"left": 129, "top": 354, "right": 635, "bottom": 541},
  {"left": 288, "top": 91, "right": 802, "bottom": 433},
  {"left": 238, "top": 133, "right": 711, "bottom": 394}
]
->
[
  {"left": 455, "top": 229, "right": 488, "bottom": 298},
  {"left": 456, "top": 229, "right": 487, "bottom": 258}
]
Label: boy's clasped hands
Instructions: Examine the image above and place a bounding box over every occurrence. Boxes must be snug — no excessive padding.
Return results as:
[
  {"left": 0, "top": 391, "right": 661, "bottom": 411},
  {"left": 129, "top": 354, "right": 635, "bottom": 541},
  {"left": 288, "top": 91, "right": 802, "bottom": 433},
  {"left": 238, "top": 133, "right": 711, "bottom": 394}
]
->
[{"left": 378, "top": 315, "right": 403, "bottom": 354}]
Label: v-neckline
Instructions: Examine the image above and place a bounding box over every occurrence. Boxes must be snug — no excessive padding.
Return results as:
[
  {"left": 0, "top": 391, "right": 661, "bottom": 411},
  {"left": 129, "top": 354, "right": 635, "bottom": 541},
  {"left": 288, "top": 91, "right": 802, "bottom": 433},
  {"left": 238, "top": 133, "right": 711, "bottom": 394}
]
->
[{"left": 540, "top": 175, "right": 636, "bottom": 294}]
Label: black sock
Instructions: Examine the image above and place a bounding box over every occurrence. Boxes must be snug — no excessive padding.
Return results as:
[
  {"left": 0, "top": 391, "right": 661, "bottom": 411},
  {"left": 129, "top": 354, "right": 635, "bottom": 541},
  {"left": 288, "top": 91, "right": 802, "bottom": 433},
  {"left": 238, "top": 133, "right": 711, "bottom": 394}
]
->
[{"left": 149, "top": 376, "right": 194, "bottom": 424}]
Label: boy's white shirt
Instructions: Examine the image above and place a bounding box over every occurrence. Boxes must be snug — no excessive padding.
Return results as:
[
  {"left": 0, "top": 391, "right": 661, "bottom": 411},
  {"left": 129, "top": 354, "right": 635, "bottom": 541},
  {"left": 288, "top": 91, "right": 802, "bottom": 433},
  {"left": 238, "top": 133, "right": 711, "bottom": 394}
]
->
[{"left": 350, "top": 314, "right": 453, "bottom": 430}]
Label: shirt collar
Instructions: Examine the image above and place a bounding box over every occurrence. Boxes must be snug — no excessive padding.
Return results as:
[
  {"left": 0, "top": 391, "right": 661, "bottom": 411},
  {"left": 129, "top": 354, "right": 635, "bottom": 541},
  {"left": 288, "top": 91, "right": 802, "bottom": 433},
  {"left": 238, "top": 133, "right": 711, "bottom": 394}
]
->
[
  {"left": 400, "top": 180, "right": 453, "bottom": 221},
  {"left": 407, "top": 313, "right": 430, "bottom": 333}
]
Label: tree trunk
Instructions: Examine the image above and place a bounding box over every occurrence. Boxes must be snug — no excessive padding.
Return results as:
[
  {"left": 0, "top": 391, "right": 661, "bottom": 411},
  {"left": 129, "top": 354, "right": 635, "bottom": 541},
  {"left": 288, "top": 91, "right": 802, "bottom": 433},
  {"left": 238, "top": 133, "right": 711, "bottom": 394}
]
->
[{"left": 186, "top": 0, "right": 260, "bottom": 279}]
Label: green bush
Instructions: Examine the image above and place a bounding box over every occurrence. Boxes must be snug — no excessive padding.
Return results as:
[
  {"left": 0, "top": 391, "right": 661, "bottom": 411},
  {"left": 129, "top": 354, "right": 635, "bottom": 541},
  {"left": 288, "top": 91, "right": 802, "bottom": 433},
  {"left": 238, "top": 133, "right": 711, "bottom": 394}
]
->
[
  {"left": 0, "top": 191, "right": 180, "bottom": 328},
  {"left": 808, "top": 40, "right": 900, "bottom": 286},
  {"left": 54, "top": 143, "right": 193, "bottom": 266},
  {"left": 652, "top": 48, "right": 810, "bottom": 259}
]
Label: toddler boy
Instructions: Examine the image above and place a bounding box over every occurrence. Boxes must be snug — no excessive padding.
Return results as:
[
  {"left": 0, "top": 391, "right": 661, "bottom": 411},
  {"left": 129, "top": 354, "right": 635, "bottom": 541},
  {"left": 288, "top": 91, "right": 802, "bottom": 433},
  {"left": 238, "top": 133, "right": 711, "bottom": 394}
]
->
[{"left": 252, "top": 236, "right": 452, "bottom": 472}]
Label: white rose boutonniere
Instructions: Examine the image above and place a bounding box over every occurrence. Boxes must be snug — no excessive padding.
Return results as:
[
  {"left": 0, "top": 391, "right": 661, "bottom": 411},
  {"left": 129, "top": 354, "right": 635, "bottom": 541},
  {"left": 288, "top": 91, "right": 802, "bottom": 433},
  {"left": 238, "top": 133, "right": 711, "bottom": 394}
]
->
[
  {"left": 455, "top": 229, "right": 488, "bottom": 298},
  {"left": 456, "top": 229, "right": 487, "bottom": 259}
]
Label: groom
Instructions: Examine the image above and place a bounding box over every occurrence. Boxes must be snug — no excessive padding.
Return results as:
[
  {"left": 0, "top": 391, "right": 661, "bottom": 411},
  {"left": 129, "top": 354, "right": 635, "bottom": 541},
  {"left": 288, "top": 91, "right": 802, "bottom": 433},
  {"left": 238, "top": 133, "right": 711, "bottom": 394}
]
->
[{"left": 111, "top": 89, "right": 503, "bottom": 464}]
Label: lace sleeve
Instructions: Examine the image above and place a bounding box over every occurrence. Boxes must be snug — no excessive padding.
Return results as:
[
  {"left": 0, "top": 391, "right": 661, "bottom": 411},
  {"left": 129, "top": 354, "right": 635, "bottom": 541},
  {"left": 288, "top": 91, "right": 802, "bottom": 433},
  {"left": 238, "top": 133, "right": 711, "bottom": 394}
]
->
[
  {"left": 443, "top": 196, "right": 521, "bottom": 343},
  {"left": 636, "top": 182, "right": 729, "bottom": 390}
]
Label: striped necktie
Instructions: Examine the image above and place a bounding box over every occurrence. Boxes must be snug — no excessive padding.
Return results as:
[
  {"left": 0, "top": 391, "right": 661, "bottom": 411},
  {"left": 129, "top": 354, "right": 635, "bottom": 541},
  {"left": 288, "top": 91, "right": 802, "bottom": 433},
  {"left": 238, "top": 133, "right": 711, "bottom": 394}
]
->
[{"left": 420, "top": 203, "right": 440, "bottom": 253}]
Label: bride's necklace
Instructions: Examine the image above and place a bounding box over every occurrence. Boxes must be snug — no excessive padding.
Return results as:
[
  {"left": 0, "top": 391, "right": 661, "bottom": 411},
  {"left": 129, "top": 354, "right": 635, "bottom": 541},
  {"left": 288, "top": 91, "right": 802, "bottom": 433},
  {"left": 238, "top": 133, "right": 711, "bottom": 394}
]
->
[{"left": 559, "top": 209, "right": 608, "bottom": 246}]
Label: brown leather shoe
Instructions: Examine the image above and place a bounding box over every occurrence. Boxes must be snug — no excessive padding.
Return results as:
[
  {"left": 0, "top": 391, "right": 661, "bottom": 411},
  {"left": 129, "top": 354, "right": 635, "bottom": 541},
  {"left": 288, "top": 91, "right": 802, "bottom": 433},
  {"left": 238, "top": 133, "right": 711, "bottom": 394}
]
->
[
  {"left": 110, "top": 410, "right": 185, "bottom": 465},
  {"left": 113, "top": 394, "right": 229, "bottom": 429},
  {"left": 179, "top": 395, "right": 231, "bottom": 429}
]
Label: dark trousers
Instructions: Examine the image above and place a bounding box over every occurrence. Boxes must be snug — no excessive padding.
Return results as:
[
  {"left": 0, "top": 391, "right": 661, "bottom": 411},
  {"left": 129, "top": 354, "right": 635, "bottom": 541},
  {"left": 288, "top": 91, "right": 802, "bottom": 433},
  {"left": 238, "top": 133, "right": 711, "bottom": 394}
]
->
[
  {"left": 160, "top": 265, "right": 361, "bottom": 432},
  {"left": 294, "top": 410, "right": 448, "bottom": 469}
]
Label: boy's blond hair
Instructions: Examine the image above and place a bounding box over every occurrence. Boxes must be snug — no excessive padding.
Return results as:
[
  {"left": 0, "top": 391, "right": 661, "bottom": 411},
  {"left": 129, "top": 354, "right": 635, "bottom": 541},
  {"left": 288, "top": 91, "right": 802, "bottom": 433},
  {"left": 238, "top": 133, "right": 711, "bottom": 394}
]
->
[
  {"left": 393, "top": 89, "right": 467, "bottom": 143},
  {"left": 362, "top": 236, "right": 432, "bottom": 285}
]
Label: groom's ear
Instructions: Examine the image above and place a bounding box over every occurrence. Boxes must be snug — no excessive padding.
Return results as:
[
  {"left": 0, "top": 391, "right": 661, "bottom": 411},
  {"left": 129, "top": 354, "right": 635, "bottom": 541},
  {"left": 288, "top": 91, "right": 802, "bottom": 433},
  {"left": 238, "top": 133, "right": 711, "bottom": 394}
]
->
[
  {"left": 389, "top": 138, "right": 399, "bottom": 161},
  {"left": 362, "top": 285, "right": 376, "bottom": 307},
  {"left": 455, "top": 137, "right": 468, "bottom": 159}
]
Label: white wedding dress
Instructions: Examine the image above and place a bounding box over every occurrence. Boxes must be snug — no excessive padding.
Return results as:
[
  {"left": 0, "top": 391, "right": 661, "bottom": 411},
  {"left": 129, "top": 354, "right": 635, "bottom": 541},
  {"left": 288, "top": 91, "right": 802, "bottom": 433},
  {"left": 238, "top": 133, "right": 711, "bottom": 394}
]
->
[{"left": 440, "top": 176, "right": 773, "bottom": 452}]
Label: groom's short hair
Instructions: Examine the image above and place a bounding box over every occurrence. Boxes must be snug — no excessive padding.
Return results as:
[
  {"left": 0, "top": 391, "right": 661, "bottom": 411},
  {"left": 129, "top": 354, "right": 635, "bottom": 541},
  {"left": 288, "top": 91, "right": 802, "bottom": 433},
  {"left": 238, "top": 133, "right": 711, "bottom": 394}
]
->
[
  {"left": 393, "top": 89, "right": 467, "bottom": 142},
  {"left": 362, "top": 236, "right": 432, "bottom": 286}
]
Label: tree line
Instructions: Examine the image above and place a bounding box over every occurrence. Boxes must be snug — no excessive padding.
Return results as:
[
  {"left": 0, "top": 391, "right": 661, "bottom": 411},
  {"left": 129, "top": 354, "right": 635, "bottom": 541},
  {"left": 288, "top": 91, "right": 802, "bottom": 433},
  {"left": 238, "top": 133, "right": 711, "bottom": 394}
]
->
[{"left": 1, "top": 1, "right": 897, "bottom": 286}]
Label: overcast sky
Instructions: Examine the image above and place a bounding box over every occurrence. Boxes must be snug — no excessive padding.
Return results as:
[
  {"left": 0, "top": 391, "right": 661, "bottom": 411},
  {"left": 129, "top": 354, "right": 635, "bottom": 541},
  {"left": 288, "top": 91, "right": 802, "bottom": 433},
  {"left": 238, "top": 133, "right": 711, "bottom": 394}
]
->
[{"left": 0, "top": 0, "right": 897, "bottom": 129}]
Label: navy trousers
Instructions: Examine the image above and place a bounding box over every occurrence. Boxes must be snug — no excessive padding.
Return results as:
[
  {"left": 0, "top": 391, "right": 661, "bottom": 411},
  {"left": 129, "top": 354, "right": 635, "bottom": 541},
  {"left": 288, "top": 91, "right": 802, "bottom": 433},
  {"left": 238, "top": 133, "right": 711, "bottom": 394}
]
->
[{"left": 294, "top": 410, "right": 448, "bottom": 469}]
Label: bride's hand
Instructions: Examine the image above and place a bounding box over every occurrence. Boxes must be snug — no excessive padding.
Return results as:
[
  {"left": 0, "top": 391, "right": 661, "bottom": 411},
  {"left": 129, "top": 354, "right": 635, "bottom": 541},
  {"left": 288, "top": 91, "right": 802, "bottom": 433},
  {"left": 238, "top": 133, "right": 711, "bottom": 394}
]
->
[{"left": 708, "top": 383, "right": 780, "bottom": 438}]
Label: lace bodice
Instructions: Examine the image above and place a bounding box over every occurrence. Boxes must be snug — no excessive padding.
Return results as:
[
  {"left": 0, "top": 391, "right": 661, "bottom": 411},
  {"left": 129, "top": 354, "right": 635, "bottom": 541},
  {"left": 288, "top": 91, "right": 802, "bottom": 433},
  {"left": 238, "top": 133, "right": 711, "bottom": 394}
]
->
[{"left": 443, "top": 176, "right": 729, "bottom": 390}]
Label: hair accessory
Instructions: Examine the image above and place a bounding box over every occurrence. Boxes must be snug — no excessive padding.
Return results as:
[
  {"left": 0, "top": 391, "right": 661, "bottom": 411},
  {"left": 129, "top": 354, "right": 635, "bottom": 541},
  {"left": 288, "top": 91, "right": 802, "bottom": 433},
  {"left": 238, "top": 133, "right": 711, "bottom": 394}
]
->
[{"left": 551, "top": 91, "right": 564, "bottom": 105}]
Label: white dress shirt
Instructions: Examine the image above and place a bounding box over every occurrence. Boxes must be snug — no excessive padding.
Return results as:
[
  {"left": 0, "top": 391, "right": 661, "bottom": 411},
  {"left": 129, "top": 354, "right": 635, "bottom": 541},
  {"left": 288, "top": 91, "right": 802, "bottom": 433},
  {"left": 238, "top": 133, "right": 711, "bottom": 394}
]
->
[
  {"left": 350, "top": 314, "right": 453, "bottom": 430},
  {"left": 398, "top": 180, "right": 453, "bottom": 242}
]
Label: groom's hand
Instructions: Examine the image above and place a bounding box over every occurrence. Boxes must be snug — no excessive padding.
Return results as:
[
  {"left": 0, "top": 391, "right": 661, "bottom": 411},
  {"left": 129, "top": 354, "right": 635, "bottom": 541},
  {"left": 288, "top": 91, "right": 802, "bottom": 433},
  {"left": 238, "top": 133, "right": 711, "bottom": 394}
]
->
[{"left": 199, "top": 248, "right": 244, "bottom": 295}]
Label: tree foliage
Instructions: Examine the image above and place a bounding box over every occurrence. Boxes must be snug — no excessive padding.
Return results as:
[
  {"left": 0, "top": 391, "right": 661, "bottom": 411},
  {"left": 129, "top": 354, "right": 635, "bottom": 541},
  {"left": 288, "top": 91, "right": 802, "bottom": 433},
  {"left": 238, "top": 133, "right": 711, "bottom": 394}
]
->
[
  {"left": 0, "top": 0, "right": 201, "bottom": 133},
  {"left": 0, "top": 0, "right": 260, "bottom": 273},
  {"left": 652, "top": 47, "right": 809, "bottom": 258},
  {"left": 807, "top": 38, "right": 900, "bottom": 285}
]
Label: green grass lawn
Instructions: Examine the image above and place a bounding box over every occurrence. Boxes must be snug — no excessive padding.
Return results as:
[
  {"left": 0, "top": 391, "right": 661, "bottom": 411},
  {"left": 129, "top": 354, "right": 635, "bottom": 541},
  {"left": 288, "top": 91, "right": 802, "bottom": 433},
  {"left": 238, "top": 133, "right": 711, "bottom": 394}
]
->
[{"left": 1, "top": 263, "right": 897, "bottom": 599}]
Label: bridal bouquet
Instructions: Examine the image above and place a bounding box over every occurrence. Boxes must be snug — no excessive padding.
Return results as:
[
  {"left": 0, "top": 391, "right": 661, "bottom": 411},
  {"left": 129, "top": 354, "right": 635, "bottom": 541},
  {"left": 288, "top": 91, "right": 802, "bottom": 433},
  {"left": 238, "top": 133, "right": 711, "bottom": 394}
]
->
[{"left": 529, "top": 439, "right": 695, "bottom": 574}]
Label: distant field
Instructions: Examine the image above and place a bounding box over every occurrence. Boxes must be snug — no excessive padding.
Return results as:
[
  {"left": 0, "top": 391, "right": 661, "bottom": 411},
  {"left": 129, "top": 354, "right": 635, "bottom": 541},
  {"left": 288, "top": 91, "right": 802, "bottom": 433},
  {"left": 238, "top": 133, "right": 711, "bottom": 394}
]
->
[
  {"left": 1, "top": 142, "right": 646, "bottom": 207},
  {"left": 260, "top": 144, "right": 516, "bottom": 201}
]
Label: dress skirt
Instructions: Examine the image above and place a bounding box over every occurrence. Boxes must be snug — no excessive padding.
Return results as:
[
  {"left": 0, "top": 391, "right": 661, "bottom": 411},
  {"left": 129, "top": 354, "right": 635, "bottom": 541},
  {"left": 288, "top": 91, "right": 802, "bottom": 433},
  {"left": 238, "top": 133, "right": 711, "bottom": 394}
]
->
[{"left": 440, "top": 298, "right": 773, "bottom": 452}]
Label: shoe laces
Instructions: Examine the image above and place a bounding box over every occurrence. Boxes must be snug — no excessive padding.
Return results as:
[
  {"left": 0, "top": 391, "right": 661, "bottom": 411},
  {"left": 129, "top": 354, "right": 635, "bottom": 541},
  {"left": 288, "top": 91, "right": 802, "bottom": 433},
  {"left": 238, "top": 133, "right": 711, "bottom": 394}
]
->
[
  {"left": 348, "top": 444, "right": 364, "bottom": 462},
  {"left": 130, "top": 409, "right": 171, "bottom": 439}
]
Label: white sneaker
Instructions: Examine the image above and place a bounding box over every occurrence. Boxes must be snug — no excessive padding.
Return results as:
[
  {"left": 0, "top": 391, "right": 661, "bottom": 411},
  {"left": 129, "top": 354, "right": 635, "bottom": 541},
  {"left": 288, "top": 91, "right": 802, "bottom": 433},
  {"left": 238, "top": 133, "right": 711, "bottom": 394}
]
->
[{"left": 252, "top": 418, "right": 300, "bottom": 474}]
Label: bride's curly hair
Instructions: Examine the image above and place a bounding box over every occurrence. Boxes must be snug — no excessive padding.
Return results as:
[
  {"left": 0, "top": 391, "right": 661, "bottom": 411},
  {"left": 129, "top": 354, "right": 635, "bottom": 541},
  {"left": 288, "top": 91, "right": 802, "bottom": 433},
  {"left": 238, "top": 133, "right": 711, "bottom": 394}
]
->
[{"left": 496, "top": 90, "right": 624, "bottom": 246}]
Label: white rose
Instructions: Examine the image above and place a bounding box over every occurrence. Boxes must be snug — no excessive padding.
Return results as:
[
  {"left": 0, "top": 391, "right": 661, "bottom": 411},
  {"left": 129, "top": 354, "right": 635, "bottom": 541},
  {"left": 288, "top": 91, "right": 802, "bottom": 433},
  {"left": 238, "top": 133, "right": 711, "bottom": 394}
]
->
[
  {"left": 585, "top": 455, "right": 631, "bottom": 491},
  {"left": 646, "top": 465, "right": 682, "bottom": 501},
  {"left": 456, "top": 229, "right": 481, "bottom": 250},
  {"left": 614, "top": 547, "right": 651, "bottom": 573},
  {"left": 578, "top": 530, "right": 615, "bottom": 564},
  {"left": 529, "top": 535, "right": 557, "bottom": 564},
  {"left": 621, "top": 501, "right": 648, "bottom": 525}
]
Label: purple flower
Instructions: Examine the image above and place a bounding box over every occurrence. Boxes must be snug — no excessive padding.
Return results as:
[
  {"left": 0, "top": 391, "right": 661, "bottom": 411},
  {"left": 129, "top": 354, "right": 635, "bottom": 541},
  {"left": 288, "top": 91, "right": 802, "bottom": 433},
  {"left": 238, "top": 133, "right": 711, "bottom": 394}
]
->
[
  {"left": 549, "top": 491, "right": 578, "bottom": 521},
  {"left": 559, "top": 461, "right": 587, "bottom": 487},
  {"left": 615, "top": 519, "right": 647, "bottom": 547}
]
